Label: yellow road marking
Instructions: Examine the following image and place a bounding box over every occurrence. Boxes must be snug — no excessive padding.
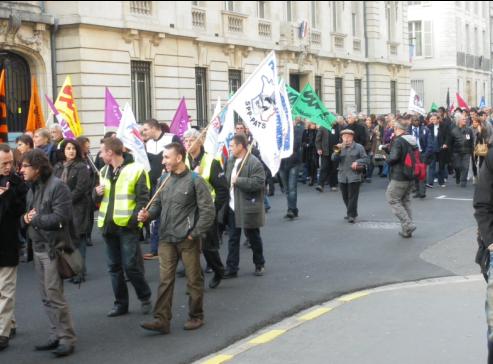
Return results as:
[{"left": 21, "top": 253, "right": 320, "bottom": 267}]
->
[
  {"left": 298, "top": 307, "right": 332, "bottom": 321},
  {"left": 338, "top": 291, "right": 369, "bottom": 302},
  {"left": 202, "top": 354, "right": 234, "bottom": 364},
  {"left": 248, "top": 329, "right": 286, "bottom": 344}
]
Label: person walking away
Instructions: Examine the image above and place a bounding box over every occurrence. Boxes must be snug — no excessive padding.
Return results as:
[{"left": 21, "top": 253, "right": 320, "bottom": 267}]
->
[{"left": 138, "top": 142, "right": 215, "bottom": 333}]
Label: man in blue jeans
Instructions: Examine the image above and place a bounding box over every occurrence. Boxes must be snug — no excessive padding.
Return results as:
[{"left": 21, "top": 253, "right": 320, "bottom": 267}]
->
[
  {"left": 95, "top": 138, "right": 152, "bottom": 317},
  {"left": 279, "top": 118, "right": 304, "bottom": 219}
]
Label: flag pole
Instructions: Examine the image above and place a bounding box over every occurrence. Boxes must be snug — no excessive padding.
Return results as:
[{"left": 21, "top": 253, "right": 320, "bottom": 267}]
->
[{"left": 144, "top": 174, "right": 171, "bottom": 210}]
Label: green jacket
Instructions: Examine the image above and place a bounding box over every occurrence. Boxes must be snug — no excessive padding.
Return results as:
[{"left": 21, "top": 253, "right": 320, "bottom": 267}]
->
[{"left": 148, "top": 168, "right": 215, "bottom": 244}]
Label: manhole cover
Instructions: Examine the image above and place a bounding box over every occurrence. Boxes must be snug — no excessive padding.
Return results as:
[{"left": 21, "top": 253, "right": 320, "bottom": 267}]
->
[{"left": 355, "top": 221, "right": 400, "bottom": 229}]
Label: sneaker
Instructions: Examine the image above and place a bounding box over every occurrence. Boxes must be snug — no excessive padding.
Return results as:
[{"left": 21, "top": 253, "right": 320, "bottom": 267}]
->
[
  {"left": 315, "top": 185, "right": 324, "bottom": 192},
  {"left": 434, "top": 178, "right": 438, "bottom": 183},
  {"left": 223, "top": 270, "right": 238, "bottom": 279},
  {"left": 348, "top": 217, "right": 355, "bottom": 223},
  {"left": 184, "top": 318, "right": 204, "bottom": 330},
  {"left": 140, "top": 319, "right": 170, "bottom": 334},
  {"left": 284, "top": 210, "right": 295, "bottom": 219},
  {"left": 107, "top": 306, "right": 128, "bottom": 317},
  {"left": 141, "top": 301, "right": 152, "bottom": 315},
  {"left": 440, "top": 184, "right": 446, "bottom": 188},
  {"left": 331, "top": 187, "right": 338, "bottom": 192},
  {"left": 254, "top": 266, "right": 265, "bottom": 276},
  {"left": 425, "top": 184, "right": 433, "bottom": 188}
]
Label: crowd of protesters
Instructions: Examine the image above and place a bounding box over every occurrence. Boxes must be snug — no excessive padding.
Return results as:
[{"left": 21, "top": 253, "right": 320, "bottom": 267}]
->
[{"left": 0, "top": 104, "right": 487, "bottom": 356}]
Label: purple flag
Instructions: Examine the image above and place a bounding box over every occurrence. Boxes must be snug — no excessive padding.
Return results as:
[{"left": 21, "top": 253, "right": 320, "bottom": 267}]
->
[
  {"left": 105, "top": 87, "right": 122, "bottom": 127},
  {"left": 45, "top": 95, "right": 76, "bottom": 139},
  {"left": 170, "top": 97, "right": 190, "bottom": 140}
]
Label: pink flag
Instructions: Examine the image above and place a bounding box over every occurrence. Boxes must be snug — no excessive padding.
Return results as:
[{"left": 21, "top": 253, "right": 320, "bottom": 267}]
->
[
  {"left": 45, "top": 95, "right": 76, "bottom": 139},
  {"left": 456, "top": 93, "right": 470, "bottom": 111},
  {"left": 105, "top": 87, "right": 122, "bottom": 127},
  {"left": 170, "top": 97, "right": 190, "bottom": 141}
]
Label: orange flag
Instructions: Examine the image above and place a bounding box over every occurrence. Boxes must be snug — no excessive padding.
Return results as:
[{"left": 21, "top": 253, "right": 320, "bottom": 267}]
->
[
  {"left": 0, "top": 69, "right": 8, "bottom": 143},
  {"left": 26, "top": 77, "right": 45, "bottom": 133}
]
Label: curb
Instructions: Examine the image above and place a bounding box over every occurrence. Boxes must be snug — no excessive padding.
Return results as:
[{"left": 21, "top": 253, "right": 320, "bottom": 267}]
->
[{"left": 194, "top": 274, "right": 483, "bottom": 364}]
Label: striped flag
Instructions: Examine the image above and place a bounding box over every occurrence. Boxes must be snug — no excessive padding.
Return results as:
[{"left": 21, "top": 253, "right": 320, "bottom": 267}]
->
[{"left": 0, "top": 69, "right": 8, "bottom": 143}]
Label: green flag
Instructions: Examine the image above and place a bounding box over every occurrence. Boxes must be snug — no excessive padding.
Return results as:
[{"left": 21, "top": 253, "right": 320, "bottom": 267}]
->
[
  {"left": 429, "top": 102, "right": 438, "bottom": 112},
  {"left": 286, "top": 84, "right": 300, "bottom": 106},
  {"left": 291, "top": 83, "right": 336, "bottom": 130}
]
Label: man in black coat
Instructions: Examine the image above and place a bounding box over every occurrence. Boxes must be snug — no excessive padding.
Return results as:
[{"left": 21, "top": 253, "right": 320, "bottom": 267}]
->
[
  {"left": 315, "top": 122, "right": 340, "bottom": 192},
  {"left": 0, "top": 144, "right": 27, "bottom": 351}
]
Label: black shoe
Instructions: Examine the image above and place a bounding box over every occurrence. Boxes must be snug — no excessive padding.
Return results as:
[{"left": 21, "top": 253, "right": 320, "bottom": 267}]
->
[
  {"left": 254, "top": 266, "right": 265, "bottom": 276},
  {"left": 284, "top": 210, "right": 295, "bottom": 219},
  {"left": 315, "top": 185, "right": 323, "bottom": 192},
  {"left": 35, "top": 340, "right": 59, "bottom": 351},
  {"left": 223, "top": 270, "right": 238, "bottom": 279},
  {"left": 209, "top": 274, "right": 222, "bottom": 289},
  {"left": 344, "top": 216, "right": 349, "bottom": 220},
  {"left": 412, "top": 193, "right": 420, "bottom": 198},
  {"left": 107, "top": 306, "right": 128, "bottom": 317},
  {"left": 86, "top": 241, "right": 94, "bottom": 247},
  {"left": 52, "top": 344, "right": 74, "bottom": 357},
  {"left": 0, "top": 336, "right": 8, "bottom": 351}
]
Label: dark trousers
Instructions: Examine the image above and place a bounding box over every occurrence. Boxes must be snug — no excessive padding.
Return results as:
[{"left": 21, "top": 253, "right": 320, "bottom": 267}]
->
[
  {"left": 104, "top": 230, "right": 152, "bottom": 309},
  {"left": 339, "top": 182, "right": 361, "bottom": 218},
  {"left": 203, "top": 250, "right": 224, "bottom": 277},
  {"left": 226, "top": 208, "right": 265, "bottom": 272},
  {"left": 319, "top": 154, "right": 338, "bottom": 188}
]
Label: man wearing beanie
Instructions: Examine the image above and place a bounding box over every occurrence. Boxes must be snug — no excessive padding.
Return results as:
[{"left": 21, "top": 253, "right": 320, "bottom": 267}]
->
[{"left": 386, "top": 118, "right": 418, "bottom": 238}]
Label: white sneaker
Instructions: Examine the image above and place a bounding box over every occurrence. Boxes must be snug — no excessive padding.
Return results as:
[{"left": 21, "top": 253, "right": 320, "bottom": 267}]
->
[{"left": 434, "top": 178, "right": 438, "bottom": 183}]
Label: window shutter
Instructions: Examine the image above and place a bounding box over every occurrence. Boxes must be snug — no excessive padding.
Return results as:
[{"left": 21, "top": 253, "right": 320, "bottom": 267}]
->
[{"left": 423, "top": 20, "right": 433, "bottom": 57}]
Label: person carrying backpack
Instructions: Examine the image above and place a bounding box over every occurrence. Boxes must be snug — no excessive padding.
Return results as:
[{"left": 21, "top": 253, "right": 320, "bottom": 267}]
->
[{"left": 386, "top": 118, "right": 422, "bottom": 238}]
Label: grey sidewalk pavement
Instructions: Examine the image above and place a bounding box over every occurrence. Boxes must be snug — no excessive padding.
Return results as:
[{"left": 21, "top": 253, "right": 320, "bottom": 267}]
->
[{"left": 198, "top": 276, "right": 488, "bottom": 364}]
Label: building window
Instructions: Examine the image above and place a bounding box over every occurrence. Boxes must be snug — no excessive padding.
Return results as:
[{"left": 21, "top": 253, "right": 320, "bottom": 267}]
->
[
  {"left": 225, "top": 1, "right": 235, "bottom": 12},
  {"left": 195, "top": 67, "right": 208, "bottom": 128},
  {"left": 286, "top": 1, "right": 292, "bottom": 22},
  {"left": 130, "top": 1, "right": 152, "bottom": 15},
  {"left": 355, "top": 79, "right": 362, "bottom": 113},
  {"left": 408, "top": 1, "right": 421, "bottom": 5},
  {"left": 411, "top": 80, "right": 424, "bottom": 105},
  {"left": 311, "top": 1, "right": 318, "bottom": 29},
  {"left": 335, "top": 77, "right": 343, "bottom": 115},
  {"left": 131, "top": 61, "right": 152, "bottom": 123},
  {"left": 466, "top": 24, "right": 470, "bottom": 54},
  {"left": 315, "top": 76, "right": 322, "bottom": 98},
  {"left": 229, "top": 70, "right": 242, "bottom": 123},
  {"left": 331, "top": 1, "right": 338, "bottom": 32},
  {"left": 408, "top": 21, "right": 422, "bottom": 57},
  {"left": 258, "top": 1, "right": 266, "bottom": 18},
  {"left": 390, "top": 81, "right": 397, "bottom": 114},
  {"left": 386, "top": 2, "right": 393, "bottom": 41}
]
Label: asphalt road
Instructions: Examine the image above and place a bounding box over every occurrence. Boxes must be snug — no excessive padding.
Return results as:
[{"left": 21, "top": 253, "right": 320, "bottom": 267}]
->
[{"left": 3, "top": 177, "right": 478, "bottom": 364}]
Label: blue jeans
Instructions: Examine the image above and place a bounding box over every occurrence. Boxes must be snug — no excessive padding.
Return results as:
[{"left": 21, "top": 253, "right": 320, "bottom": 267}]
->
[
  {"left": 104, "top": 229, "right": 152, "bottom": 309},
  {"left": 279, "top": 164, "right": 299, "bottom": 213},
  {"left": 226, "top": 208, "right": 265, "bottom": 273}
]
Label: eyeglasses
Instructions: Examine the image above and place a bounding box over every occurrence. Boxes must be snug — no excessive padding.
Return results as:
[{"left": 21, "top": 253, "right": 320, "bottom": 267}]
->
[{"left": 21, "top": 163, "right": 32, "bottom": 168}]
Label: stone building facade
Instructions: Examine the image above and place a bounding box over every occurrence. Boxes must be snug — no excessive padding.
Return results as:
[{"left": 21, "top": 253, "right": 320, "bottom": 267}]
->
[
  {"left": 0, "top": 1, "right": 411, "bottom": 143},
  {"left": 408, "top": 1, "right": 492, "bottom": 110}
]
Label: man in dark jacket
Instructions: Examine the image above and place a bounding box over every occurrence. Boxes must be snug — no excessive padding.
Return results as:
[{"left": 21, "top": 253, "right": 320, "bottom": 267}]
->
[
  {"left": 95, "top": 138, "right": 152, "bottom": 318},
  {"left": 20, "top": 149, "right": 76, "bottom": 357},
  {"left": 315, "top": 122, "right": 340, "bottom": 192},
  {"left": 345, "top": 114, "right": 368, "bottom": 147},
  {"left": 0, "top": 144, "right": 27, "bottom": 351},
  {"left": 473, "top": 148, "right": 493, "bottom": 363},
  {"left": 183, "top": 128, "right": 228, "bottom": 289},
  {"left": 223, "top": 134, "right": 266, "bottom": 278},
  {"left": 279, "top": 118, "right": 304, "bottom": 219},
  {"left": 386, "top": 119, "right": 417, "bottom": 238},
  {"left": 138, "top": 142, "right": 215, "bottom": 333},
  {"left": 450, "top": 113, "right": 474, "bottom": 187},
  {"left": 425, "top": 113, "right": 451, "bottom": 187}
]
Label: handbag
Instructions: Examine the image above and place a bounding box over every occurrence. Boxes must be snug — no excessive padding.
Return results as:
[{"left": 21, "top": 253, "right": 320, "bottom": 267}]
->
[
  {"left": 57, "top": 248, "right": 83, "bottom": 280},
  {"left": 475, "top": 143, "right": 489, "bottom": 157}
]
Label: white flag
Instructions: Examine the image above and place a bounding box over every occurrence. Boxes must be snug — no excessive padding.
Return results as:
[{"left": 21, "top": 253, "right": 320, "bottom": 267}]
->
[
  {"left": 228, "top": 50, "right": 282, "bottom": 175},
  {"left": 116, "top": 103, "right": 151, "bottom": 171},
  {"left": 408, "top": 88, "right": 425, "bottom": 115},
  {"left": 204, "top": 97, "right": 222, "bottom": 156},
  {"left": 278, "top": 79, "right": 294, "bottom": 159}
]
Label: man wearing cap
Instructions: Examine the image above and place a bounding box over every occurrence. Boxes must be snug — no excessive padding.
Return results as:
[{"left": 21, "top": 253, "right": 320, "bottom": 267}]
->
[
  {"left": 331, "top": 129, "right": 368, "bottom": 223},
  {"left": 386, "top": 118, "right": 418, "bottom": 238}
]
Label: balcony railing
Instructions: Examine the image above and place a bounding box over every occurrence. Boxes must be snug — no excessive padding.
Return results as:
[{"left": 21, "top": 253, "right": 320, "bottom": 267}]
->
[
  {"left": 258, "top": 19, "right": 272, "bottom": 38},
  {"left": 222, "top": 11, "right": 246, "bottom": 34},
  {"left": 353, "top": 39, "right": 361, "bottom": 51},
  {"left": 130, "top": 1, "right": 152, "bottom": 15},
  {"left": 332, "top": 33, "right": 345, "bottom": 49},
  {"left": 192, "top": 7, "right": 206, "bottom": 30},
  {"left": 457, "top": 52, "right": 491, "bottom": 71},
  {"left": 310, "top": 30, "right": 321, "bottom": 45}
]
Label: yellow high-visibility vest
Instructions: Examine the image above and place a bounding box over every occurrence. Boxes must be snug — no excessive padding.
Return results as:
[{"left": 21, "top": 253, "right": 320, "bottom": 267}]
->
[
  {"left": 98, "top": 162, "right": 150, "bottom": 228},
  {"left": 185, "top": 152, "right": 216, "bottom": 200}
]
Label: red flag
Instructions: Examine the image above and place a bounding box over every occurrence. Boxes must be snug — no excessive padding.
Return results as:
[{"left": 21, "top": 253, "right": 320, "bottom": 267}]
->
[
  {"left": 449, "top": 101, "right": 455, "bottom": 114},
  {"left": 0, "top": 69, "right": 8, "bottom": 143},
  {"left": 456, "top": 93, "right": 469, "bottom": 111}
]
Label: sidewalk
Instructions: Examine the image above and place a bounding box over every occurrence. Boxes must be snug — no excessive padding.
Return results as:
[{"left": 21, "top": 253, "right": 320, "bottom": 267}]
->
[{"left": 197, "top": 276, "right": 487, "bottom": 364}]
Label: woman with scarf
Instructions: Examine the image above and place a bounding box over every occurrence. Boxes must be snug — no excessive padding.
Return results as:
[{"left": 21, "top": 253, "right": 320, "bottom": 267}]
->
[{"left": 53, "top": 140, "right": 92, "bottom": 283}]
